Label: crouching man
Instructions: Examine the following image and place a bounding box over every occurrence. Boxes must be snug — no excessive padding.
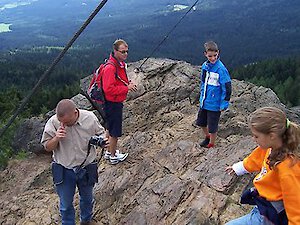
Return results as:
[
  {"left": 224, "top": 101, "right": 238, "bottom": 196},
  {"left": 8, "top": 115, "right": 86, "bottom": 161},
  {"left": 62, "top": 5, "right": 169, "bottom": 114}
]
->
[{"left": 41, "top": 99, "right": 107, "bottom": 225}]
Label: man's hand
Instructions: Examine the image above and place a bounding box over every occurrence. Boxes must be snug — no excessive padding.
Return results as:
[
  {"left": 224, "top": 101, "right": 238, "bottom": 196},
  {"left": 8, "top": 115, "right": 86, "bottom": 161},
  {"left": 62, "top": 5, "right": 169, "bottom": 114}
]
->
[
  {"left": 128, "top": 81, "right": 137, "bottom": 92},
  {"left": 103, "top": 137, "right": 110, "bottom": 148},
  {"left": 56, "top": 123, "right": 66, "bottom": 139},
  {"left": 45, "top": 123, "right": 66, "bottom": 151}
]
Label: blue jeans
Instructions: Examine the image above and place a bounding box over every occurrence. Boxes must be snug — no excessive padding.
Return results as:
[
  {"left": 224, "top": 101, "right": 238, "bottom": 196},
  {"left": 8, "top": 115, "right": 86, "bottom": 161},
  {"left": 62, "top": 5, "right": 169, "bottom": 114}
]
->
[
  {"left": 225, "top": 207, "right": 263, "bottom": 225},
  {"left": 55, "top": 167, "right": 95, "bottom": 225}
]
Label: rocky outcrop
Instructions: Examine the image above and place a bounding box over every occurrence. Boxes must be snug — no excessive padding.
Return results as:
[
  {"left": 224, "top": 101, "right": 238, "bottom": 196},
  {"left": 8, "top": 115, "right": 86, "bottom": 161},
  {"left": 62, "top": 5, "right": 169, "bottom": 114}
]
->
[{"left": 3, "top": 58, "right": 300, "bottom": 225}]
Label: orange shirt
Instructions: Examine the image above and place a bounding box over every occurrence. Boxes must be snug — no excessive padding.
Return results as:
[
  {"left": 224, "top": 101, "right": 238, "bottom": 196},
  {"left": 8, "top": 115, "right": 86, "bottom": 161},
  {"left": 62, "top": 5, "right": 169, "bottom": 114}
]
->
[{"left": 243, "top": 147, "right": 300, "bottom": 225}]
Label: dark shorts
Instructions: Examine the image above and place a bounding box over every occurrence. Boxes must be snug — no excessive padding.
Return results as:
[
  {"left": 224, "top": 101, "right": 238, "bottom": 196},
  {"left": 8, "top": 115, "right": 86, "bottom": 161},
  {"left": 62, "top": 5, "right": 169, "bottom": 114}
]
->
[
  {"left": 104, "top": 101, "right": 123, "bottom": 137},
  {"left": 196, "top": 108, "right": 221, "bottom": 133}
]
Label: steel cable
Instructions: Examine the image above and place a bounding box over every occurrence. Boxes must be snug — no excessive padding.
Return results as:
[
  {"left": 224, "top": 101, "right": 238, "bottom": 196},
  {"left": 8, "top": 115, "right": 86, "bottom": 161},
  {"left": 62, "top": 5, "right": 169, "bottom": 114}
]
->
[
  {"left": 0, "top": 0, "right": 109, "bottom": 138},
  {"left": 136, "top": 0, "right": 200, "bottom": 72}
]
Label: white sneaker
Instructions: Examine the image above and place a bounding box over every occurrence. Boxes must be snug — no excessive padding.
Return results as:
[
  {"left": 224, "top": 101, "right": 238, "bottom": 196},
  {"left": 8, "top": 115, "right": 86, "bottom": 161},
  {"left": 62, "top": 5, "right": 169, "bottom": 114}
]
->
[
  {"left": 109, "top": 152, "right": 129, "bottom": 165},
  {"left": 103, "top": 150, "right": 119, "bottom": 160}
]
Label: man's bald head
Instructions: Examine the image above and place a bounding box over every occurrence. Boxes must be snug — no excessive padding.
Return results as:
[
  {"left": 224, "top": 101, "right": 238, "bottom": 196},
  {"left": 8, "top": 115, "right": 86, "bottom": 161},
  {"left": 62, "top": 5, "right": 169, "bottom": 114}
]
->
[{"left": 56, "top": 99, "right": 77, "bottom": 118}]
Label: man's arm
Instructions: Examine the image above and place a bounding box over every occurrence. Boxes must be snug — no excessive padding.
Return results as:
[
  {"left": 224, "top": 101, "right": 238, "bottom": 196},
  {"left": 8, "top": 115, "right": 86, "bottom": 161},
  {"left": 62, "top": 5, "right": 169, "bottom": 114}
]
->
[
  {"left": 45, "top": 136, "right": 60, "bottom": 152},
  {"left": 42, "top": 122, "right": 66, "bottom": 152}
]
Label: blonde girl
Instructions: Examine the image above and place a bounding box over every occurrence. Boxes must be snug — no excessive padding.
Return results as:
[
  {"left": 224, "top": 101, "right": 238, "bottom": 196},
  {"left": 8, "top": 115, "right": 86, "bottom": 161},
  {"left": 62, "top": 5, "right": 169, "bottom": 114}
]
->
[{"left": 226, "top": 107, "right": 300, "bottom": 225}]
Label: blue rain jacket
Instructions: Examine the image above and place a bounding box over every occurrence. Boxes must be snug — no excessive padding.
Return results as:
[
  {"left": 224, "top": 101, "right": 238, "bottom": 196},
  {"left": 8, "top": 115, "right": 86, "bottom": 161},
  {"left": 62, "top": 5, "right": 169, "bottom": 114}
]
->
[{"left": 199, "top": 59, "right": 232, "bottom": 111}]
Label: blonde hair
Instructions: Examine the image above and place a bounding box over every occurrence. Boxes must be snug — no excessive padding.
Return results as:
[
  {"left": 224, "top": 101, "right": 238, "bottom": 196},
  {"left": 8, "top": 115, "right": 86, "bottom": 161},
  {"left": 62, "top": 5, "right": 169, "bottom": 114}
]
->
[
  {"left": 113, "top": 39, "right": 128, "bottom": 51},
  {"left": 250, "top": 107, "right": 300, "bottom": 168}
]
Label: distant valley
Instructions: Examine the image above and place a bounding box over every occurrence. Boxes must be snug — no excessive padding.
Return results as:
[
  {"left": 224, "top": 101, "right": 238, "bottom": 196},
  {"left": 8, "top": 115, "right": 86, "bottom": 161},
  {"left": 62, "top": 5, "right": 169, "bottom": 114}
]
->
[
  {"left": 0, "top": 1, "right": 299, "bottom": 168},
  {"left": 0, "top": 0, "right": 38, "bottom": 11},
  {"left": 0, "top": 0, "right": 300, "bottom": 67}
]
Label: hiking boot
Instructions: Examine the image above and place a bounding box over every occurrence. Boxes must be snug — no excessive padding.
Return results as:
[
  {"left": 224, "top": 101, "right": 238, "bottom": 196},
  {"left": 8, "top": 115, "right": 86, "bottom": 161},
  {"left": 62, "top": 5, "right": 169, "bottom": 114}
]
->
[
  {"left": 109, "top": 152, "right": 128, "bottom": 165},
  {"left": 200, "top": 137, "right": 210, "bottom": 147},
  {"left": 103, "top": 150, "right": 119, "bottom": 160}
]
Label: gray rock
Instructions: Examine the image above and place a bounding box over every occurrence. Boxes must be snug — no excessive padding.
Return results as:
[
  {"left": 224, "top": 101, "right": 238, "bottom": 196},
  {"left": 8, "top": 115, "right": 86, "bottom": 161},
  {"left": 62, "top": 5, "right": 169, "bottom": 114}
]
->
[
  {"left": 12, "top": 117, "right": 47, "bottom": 154},
  {"left": 5, "top": 58, "right": 300, "bottom": 225}
]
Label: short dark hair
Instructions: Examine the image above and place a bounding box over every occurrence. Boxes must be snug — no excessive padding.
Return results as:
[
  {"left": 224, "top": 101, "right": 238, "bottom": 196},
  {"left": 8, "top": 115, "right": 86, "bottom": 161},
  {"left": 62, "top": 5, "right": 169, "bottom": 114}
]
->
[
  {"left": 56, "top": 99, "right": 76, "bottom": 118},
  {"left": 204, "top": 41, "right": 218, "bottom": 52}
]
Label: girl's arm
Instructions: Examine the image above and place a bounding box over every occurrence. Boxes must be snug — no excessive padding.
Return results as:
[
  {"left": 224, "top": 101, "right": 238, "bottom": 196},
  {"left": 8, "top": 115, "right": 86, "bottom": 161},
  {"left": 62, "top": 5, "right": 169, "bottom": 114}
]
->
[{"left": 227, "top": 147, "right": 267, "bottom": 176}]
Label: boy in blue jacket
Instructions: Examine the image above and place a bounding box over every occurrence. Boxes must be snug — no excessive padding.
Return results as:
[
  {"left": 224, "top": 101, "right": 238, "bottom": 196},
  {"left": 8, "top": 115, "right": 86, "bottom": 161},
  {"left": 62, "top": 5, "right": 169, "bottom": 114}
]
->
[{"left": 195, "top": 41, "right": 231, "bottom": 148}]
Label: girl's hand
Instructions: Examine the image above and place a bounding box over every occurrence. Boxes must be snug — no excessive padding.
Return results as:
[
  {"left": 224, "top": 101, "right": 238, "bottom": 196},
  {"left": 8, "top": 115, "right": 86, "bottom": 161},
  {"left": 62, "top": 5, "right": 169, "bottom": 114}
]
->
[{"left": 225, "top": 166, "right": 236, "bottom": 175}]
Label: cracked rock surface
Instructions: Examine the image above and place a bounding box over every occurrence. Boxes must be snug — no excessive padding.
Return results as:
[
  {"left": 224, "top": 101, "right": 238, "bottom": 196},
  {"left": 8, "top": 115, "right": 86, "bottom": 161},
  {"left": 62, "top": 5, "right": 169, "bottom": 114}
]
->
[{"left": 3, "top": 58, "right": 299, "bottom": 225}]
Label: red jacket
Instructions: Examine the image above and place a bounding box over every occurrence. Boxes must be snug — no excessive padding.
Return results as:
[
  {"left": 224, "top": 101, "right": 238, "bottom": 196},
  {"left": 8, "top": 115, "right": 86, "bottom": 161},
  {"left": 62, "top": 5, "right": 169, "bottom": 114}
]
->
[{"left": 102, "top": 54, "right": 129, "bottom": 102}]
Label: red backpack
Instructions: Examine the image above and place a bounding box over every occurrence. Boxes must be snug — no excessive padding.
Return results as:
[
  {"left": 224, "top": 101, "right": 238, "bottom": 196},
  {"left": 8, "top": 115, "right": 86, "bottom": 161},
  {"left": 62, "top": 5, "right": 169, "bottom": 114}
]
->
[{"left": 87, "top": 60, "right": 116, "bottom": 104}]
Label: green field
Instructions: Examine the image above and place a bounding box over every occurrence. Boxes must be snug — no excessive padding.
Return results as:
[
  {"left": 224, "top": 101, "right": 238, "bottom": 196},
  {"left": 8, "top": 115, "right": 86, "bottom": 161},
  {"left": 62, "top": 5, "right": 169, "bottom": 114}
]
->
[{"left": 0, "top": 23, "right": 12, "bottom": 33}]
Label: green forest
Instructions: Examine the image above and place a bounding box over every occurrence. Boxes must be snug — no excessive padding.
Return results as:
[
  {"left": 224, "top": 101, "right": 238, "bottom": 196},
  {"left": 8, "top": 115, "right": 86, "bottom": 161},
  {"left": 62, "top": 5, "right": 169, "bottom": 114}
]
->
[
  {"left": 0, "top": 49, "right": 300, "bottom": 168},
  {"left": 232, "top": 57, "right": 300, "bottom": 107},
  {"left": 0, "top": 49, "right": 101, "bottom": 167}
]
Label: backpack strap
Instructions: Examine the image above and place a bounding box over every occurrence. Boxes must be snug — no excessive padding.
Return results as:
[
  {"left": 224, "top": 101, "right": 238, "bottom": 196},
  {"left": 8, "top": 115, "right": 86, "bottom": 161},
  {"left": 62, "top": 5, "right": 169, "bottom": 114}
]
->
[
  {"left": 104, "top": 60, "right": 129, "bottom": 86},
  {"left": 88, "top": 69, "right": 98, "bottom": 89}
]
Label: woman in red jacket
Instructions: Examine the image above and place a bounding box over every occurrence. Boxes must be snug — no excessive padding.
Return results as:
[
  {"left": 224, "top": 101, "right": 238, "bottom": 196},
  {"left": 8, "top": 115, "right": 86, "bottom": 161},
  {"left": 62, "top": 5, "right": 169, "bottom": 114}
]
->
[
  {"left": 102, "top": 39, "right": 137, "bottom": 165},
  {"left": 226, "top": 107, "right": 300, "bottom": 225}
]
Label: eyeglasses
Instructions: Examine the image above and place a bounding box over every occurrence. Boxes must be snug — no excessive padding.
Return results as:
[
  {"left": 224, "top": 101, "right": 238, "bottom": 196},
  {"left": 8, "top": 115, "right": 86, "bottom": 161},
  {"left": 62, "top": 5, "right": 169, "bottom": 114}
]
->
[{"left": 117, "top": 50, "right": 129, "bottom": 54}]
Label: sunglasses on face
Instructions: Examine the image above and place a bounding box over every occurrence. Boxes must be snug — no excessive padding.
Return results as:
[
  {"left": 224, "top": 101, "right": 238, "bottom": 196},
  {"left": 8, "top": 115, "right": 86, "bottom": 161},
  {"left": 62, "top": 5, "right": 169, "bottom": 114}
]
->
[{"left": 117, "top": 50, "right": 129, "bottom": 54}]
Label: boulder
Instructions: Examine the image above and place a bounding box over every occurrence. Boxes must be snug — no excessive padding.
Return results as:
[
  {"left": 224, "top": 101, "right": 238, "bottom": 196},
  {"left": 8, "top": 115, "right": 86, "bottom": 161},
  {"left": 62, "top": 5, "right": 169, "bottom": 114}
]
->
[{"left": 4, "top": 58, "right": 300, "bottom": 225}]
